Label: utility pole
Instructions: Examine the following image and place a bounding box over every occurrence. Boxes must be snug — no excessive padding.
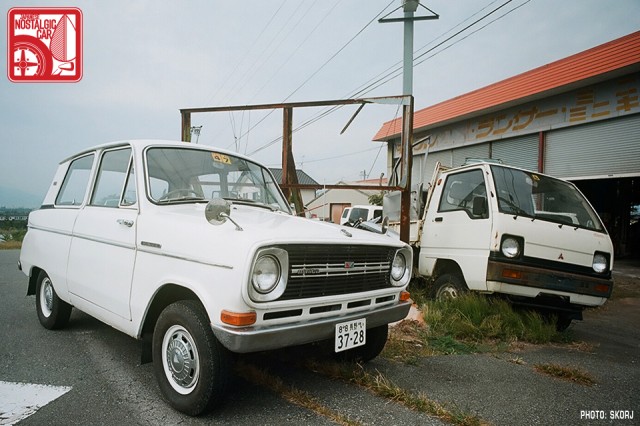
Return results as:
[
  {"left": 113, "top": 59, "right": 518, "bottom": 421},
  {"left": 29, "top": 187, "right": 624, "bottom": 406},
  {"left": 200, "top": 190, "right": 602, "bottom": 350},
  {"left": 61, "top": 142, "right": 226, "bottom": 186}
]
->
[{"left": 380, "top": 1, "right": 438, "bottom": 243}]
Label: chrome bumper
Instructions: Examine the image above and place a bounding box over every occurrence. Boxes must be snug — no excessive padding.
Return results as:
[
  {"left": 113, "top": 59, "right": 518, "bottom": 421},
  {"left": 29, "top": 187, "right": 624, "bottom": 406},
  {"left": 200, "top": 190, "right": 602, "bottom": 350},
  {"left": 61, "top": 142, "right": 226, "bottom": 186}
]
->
[{"left": 211, "top": 301, "right": 412, "bottom": 353}]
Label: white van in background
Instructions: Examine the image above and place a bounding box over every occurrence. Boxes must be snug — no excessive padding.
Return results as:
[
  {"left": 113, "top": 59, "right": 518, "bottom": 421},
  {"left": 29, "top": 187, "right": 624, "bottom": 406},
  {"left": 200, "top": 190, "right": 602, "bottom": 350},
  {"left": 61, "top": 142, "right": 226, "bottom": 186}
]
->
[{"left": 345, "top": 205, "right": 383, "bottom": 225}]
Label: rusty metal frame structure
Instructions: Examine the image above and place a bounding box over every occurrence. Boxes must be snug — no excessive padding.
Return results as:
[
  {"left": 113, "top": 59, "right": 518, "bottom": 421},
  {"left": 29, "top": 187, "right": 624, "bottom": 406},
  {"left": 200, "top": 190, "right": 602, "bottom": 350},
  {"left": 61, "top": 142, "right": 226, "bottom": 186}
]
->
[{"left": 180, "top": 95, "right": 414, "bottom": 242}]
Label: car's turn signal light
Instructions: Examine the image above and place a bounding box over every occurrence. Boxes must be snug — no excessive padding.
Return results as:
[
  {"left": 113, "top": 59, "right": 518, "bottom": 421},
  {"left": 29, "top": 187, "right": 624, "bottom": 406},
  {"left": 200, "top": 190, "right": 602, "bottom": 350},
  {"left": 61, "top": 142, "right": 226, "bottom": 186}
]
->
[{"left": 221, "top": 310, "right": 257, "bottom": 326}]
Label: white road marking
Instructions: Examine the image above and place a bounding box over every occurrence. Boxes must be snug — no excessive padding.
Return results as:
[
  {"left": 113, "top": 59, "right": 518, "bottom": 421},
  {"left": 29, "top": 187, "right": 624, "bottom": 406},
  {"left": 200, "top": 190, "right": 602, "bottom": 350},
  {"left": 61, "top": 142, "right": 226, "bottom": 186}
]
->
[{"left": 0, "top": 381, "right": 71, "bottom": 425}]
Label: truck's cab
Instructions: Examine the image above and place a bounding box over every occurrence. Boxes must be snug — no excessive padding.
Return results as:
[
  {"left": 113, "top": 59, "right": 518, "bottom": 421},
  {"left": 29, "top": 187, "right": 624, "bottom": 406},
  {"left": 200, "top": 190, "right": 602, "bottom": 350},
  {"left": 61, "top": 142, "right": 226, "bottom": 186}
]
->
[{"left": 386, "top": 161, "right": 613, "bottom": 329}]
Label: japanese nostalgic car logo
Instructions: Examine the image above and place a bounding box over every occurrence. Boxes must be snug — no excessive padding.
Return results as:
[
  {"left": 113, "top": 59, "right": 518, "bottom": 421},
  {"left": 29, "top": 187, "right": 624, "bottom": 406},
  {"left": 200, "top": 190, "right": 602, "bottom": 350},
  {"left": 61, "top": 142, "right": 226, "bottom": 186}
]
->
[
  {"left": 8, "top": 7, "right": 83, "bottom": 82},
  {"left": 344, "top": 261, "right": 355, "bottom": 269}
]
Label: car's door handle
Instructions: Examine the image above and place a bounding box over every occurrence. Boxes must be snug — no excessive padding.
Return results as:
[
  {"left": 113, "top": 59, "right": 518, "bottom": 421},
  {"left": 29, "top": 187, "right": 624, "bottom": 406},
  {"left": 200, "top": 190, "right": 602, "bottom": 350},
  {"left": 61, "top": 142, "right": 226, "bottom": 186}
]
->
[
  {"left": 434, "top": 217, "right": 443, "bottom": 222},
  {"left": 117, "top": 219, "right": 134, "bottom": 227}
]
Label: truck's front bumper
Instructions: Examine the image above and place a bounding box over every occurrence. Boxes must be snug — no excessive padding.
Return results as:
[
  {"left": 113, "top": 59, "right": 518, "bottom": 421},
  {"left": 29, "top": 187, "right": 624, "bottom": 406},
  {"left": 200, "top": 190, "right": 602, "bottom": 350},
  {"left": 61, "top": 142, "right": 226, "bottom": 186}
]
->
[
  {"left": 210, "top": 301, "right": 412, "bottom": 353},
  {"left": 486, "top": 259, "right": 612, "bottom": 306}
]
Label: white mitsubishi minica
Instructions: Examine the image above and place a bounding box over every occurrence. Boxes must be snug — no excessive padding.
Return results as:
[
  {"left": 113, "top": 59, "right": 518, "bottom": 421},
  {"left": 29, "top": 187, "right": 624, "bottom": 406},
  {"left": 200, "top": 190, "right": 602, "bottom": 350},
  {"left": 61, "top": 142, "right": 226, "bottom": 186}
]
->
[{"left": 18, "top": 140, "right": 412, "bottom": 416}]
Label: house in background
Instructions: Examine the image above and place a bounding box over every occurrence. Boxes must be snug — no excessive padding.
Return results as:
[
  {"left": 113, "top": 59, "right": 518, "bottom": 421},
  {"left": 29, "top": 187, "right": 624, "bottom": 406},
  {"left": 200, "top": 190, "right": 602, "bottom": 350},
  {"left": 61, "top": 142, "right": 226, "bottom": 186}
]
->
[
  {"left": 306, "top": 177, "right": 387, "bottom": 223},
  {"left": 269, "top": 168, "right": 320, "bottom": 208}
]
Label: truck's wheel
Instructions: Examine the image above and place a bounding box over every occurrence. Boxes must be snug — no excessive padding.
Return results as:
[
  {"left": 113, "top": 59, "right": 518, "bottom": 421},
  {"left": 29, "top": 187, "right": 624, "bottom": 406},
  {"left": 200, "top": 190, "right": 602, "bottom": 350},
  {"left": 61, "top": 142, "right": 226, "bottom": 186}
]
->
[
  {"left": 336, "top": 325, "right": 388, "bottom": 363},
  {"left": 431, "top": 273, "right": 467, "bottom": 300},
  {"left": 35, "top": 270, "right": 72, "bottom": 330},
  {"left": 153, "top": 300, "right": 230, "bottom": 416},
  {"left": 555, "top": 314, "right": 572, "bottom": 332}
]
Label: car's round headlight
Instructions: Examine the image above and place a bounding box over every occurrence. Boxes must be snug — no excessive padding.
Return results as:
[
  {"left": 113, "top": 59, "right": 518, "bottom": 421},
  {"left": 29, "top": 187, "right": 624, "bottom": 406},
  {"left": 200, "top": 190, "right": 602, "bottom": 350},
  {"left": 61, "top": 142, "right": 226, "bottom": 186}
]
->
[
  {"left": 391, "top": 253, "right": 407, "bottom": 281},
  {"left": 501, "top": 237, "right": 521, "bottom": 258},
  {"left": 252, "top": 255, "right": 281, "bottom": 294},
  {"left": 592, "top": 253, "right": 608, "bottom": 273}
]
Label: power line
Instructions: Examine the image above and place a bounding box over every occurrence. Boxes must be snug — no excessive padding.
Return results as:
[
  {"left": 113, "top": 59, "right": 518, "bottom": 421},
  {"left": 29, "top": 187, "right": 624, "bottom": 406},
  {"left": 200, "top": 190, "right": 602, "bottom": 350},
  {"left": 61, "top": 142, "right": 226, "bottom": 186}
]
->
[
  {"left": 238, "top": 0, "right": 532, "bottom": 164},
  {"left": 243, "top": 0, "right": 396, "bottom": 153},
  {"left": 206, "top": 0, "right": 287, "bottom": 104}
]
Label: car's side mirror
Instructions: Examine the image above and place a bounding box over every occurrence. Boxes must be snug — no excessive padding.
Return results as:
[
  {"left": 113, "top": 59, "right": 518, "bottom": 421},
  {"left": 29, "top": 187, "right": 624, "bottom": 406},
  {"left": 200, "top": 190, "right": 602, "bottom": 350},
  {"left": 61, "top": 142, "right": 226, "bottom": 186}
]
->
[
  {"left": 472, "top": 196, "right": 488, "bottom": 218},
  {"left": 205, "top": 198, "right": 243, "bottom": 231}
]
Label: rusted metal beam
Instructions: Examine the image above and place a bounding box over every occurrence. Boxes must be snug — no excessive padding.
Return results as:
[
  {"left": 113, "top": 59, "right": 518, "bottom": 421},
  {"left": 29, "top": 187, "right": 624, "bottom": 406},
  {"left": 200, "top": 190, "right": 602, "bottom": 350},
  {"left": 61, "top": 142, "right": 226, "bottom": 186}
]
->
[
  {"left": 181, "top": 111, "right": 191, "bottom": 142},
  {"left": 280, "top": 184, "right": 402, "bottom": 191},
  {"left": 179, "top": 95, "right": 410, "bottom": 114},
  {"left": 281, "top": 107, "right": 291, "bottom": 198}
]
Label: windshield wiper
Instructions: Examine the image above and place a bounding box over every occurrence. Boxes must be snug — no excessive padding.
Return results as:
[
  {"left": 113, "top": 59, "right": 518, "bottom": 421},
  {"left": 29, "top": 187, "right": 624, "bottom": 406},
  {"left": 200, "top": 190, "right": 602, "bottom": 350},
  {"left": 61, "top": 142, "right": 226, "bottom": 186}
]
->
[
  {"left": 157, "top": 196, "right": 207, "bottom": 204},
  {"left": 498, "top": 196, "right": 528, "bottom": 218},
  {"left": 223, "top": 198, "right": 277, "bottom": 211}
]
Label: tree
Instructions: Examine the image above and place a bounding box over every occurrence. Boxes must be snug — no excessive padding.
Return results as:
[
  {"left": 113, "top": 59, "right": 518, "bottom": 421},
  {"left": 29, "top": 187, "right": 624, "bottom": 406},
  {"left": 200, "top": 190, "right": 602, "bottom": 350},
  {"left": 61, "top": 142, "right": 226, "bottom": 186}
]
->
[{"left": 368, "top": 193, "right": 383, "bottom": 206}]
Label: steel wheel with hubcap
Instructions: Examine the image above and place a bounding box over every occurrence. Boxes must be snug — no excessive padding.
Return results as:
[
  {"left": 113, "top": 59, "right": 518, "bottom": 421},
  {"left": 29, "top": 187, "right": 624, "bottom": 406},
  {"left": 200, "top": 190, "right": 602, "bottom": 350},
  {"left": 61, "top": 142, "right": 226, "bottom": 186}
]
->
[
  {"left": 153, "top": 300, "right": 230, "bottom": 416},
  {"left": 431, "top": 273, "right": 467, "bottom": 300},
  {"left": 35, "top": 270, "right": 72, "bottom": 329}
]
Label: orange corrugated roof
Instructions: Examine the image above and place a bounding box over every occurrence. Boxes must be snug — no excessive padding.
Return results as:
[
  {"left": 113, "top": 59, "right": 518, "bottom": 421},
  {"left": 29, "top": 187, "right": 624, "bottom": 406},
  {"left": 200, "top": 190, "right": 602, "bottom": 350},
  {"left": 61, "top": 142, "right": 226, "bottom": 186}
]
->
[{"left": 373, "top": 31, "right": 640, "bottom": 141}]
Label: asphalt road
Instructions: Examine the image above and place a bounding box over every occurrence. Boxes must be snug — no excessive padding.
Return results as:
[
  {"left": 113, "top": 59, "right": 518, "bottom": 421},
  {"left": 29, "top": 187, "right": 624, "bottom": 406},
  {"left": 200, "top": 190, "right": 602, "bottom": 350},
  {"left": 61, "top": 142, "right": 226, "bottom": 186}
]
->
[
  {"left": 0, "top": 250, "right": 443, "bottom": 426},
  {"left": 1, "top": 248, "right": 638, "bottom": 425}
]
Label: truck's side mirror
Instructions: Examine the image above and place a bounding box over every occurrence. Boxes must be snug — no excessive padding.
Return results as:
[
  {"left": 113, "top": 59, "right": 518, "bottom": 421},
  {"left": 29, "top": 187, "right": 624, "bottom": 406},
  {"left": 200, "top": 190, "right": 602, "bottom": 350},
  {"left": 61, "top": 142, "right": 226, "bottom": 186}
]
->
[{"left": 472, "top": 196, "right": 488, "bottom": 218}]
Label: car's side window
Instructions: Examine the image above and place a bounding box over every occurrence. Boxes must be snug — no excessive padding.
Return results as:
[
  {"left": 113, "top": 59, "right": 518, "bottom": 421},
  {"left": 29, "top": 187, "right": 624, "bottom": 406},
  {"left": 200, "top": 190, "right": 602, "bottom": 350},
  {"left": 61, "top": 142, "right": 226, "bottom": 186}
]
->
[
  {"left": 121, "top": 162, "right": 137, "bottom": 206},
  {"left": 55, "top": 154, "right": 95, "bottom": 206},
  {"left": 438, "top": 169, "right": 488, "bottom": 219},
  {"left": 90, "top": 148, "right": 133, "bottom": 207}
]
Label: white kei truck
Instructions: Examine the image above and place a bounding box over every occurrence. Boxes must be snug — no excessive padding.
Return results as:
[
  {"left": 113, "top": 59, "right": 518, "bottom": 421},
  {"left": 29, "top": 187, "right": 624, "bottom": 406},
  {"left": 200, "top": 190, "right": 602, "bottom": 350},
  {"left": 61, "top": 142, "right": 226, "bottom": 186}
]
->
[{"left": 384, "top": 160, "right": 614, "bottom": 330}]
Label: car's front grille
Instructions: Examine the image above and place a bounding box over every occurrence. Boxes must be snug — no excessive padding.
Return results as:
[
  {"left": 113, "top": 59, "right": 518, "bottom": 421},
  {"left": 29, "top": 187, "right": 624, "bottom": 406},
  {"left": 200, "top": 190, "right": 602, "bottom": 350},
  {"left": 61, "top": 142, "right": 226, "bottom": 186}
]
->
[{"left": 276, "top": 244, "right": 395, "bottom": 301}]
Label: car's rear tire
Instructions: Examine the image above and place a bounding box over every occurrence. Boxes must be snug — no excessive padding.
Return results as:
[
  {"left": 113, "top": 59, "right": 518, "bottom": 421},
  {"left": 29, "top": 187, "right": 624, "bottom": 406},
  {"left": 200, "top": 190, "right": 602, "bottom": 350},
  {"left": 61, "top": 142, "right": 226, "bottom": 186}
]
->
[
  {"left": 35, "top": 270, "right": 72, "bottom": 330},
  {"left": 336, "top": 324, "right": 388, "bottom": 363},
  {"left": 153, "top": 300, "right": 230, "bottom": 416}
]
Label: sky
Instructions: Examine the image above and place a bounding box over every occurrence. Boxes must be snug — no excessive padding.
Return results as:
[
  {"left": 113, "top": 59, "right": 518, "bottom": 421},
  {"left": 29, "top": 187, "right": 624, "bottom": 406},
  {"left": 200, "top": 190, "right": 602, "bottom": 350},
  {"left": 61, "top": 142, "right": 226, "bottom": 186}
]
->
[{"left": 1, "top": 0, "right": 639, "bottom": 207}]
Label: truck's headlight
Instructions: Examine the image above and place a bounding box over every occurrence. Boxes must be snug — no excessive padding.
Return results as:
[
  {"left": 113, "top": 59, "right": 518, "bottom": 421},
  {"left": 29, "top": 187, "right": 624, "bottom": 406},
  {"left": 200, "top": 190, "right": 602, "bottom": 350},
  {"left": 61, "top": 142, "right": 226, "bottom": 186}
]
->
[
  {"left": 390, "top": 248, "right": 412, "bottom": 287},
  {"left": 249, "top": 248, "right": 288, "bottom": 302},
  {"left": 501, "top": 236, "right": 522, "bottom": 258},
  {"left": 592, "top": 252, "right": 608, "bottom": 273}
]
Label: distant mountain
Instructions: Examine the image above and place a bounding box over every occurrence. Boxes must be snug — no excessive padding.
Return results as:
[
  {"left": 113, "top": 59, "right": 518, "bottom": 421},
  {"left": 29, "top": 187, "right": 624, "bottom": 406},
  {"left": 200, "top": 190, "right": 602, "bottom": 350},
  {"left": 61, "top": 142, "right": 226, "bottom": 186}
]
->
[{"left": 0, "top": 186, "right": 43, "bottom": 208}]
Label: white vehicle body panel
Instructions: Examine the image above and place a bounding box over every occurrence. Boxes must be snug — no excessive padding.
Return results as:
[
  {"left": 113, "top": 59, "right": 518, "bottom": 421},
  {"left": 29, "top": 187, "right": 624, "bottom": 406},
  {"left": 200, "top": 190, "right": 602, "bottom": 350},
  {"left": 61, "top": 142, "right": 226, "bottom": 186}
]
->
[
  {"left": 408, "top": 162, "right": 614, "bottom": 310},
  {"left": 20, "top": 140, "right": 412, "bottom": 349}
]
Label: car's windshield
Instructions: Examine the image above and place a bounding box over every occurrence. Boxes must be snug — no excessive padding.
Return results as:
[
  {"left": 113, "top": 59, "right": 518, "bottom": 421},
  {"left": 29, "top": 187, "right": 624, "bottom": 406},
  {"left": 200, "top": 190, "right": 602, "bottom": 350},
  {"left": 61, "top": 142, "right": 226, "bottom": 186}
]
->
[
  {"left": 146, "top": 147, "right": 291, "bottom": 213},
  {"left": 490, "top": 165, "right": 604, "bottom": 232}
]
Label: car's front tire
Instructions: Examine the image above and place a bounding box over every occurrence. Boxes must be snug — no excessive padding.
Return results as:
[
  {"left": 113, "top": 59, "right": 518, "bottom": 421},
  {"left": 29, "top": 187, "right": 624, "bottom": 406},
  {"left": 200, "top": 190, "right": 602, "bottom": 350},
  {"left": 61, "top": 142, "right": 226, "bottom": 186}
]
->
[
  {"left": 153, "top": 300, "right": 230, "bottom": 416},
  {"left": 35, "top": 270, "right": 72, "bottom": 330},
  {"left": 336, "top": 324, "right": 388, "bottom": 363}
]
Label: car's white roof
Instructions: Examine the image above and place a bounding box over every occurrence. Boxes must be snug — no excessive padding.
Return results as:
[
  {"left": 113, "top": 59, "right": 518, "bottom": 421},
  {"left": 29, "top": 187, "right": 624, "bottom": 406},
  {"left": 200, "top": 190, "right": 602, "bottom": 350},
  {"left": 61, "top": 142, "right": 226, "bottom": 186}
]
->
[{"left": 60, "top": 139, "right": 253, "bottom": 164}]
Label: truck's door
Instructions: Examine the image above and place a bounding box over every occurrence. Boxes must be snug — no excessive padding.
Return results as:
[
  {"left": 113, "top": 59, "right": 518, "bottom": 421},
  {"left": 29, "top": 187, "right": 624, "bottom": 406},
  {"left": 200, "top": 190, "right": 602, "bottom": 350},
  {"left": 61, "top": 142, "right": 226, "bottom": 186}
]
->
[{"left": 421, "top": 167, "right": 492, "bottom": 290}]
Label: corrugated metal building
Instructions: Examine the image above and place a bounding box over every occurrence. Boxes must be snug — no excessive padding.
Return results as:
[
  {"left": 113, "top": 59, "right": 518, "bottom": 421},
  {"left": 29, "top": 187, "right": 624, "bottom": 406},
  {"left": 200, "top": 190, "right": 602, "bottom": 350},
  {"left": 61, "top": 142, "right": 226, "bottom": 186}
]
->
[{"left": 374, "top": 31, "right": 640, "bottom": 257}]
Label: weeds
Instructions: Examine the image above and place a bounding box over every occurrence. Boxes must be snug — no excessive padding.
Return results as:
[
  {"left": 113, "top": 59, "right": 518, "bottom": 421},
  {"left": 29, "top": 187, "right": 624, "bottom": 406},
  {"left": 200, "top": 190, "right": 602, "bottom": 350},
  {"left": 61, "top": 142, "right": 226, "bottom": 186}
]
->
[
  {"left": 308, "top": 361, "right": 486, "bottom": 426},
  {"left": 534, "top": 363, "right": 596, "bottom": 386},
  {"left": 422, "top": 293, "right": 568, "bottom": 345},
  {"left": 0, "top": 241, "right": 21, "bottom": 250},
  {"left": 236, "top": 361, "right": 361, "bottom": 426}
]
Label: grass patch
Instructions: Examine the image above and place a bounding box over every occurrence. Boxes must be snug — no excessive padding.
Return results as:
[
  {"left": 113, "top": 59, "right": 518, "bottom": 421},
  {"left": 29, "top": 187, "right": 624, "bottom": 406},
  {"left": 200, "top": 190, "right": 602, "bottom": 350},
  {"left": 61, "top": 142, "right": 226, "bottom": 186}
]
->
[
  {"left": 534, "top": 363, "right": 596, "bottom": 387},
  {"left": 308, "top": 361, "right": 486, "bottom": 426},
  {"left": 423, "top": 293, "right": 569, "bottom": 346},
  {"left": 0, "top": 241, "right": 21, "bottom": 250},
  {"left": 385, "top": 292, "right": 572, "bottom": 361},
  {"left": 428, "top": 335, "right": 477, "bottom": 355}
]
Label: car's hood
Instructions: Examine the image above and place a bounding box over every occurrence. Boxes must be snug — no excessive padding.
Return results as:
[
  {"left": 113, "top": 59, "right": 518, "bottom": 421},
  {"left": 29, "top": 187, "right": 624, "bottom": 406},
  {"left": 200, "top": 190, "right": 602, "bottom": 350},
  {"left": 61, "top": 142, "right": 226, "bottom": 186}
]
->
[{"left": 137, "top": 203, "right": 404, "bottom": 269}]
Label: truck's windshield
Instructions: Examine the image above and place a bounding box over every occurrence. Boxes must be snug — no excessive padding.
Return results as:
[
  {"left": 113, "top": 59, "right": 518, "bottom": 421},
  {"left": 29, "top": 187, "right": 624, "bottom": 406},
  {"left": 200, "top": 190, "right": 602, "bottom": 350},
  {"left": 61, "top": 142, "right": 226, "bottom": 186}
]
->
[
  {"left": 490, "top": 165, "right": 604, "bottom": 232},
  {"left": 145, "top": 147, "right": 291, "bottom": 213}
]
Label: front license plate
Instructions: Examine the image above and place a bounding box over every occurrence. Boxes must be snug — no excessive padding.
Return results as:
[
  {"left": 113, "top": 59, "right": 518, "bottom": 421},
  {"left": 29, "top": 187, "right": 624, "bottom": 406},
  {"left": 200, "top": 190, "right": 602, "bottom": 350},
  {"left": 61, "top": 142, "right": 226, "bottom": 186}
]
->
[{"left": 334, "top": 318, "right": 366, "bottom": 352}]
